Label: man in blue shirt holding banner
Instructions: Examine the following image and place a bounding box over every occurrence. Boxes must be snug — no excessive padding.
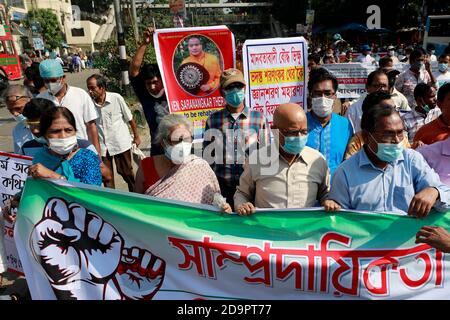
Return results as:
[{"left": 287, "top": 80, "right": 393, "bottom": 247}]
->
[{"left": 326, "top": 92, "right": 450, "bottom": 216}]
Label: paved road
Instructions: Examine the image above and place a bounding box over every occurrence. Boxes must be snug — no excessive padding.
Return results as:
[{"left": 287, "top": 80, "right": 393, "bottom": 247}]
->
[{"left": 0, "top": 68, "right": 150, "bottom": 191}]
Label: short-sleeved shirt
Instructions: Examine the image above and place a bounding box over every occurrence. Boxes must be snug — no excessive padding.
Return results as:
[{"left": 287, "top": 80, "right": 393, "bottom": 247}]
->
[
  {"left": 130, "top": 74, "right": 169, "bottom": 156},
  {"left": 38, "top": 86, "right": 99, "bottom": 141},
  {"left": 306, "top": 112, "right": 354, "bottom": 177},
  {"left": 395, "top": 69, "right": 432, "bottom": 108},
  {"left": 434, "top": 71, "right": 450, "bottom": 89},
  {"left": 12, "top": 122, "right": 33, "bottom": 154},
  {"left": 414, "top": 116, "right": 450, "bottom": 145},
  {"left": 94, "top": 92, "right": 133, "bottom": 157}
]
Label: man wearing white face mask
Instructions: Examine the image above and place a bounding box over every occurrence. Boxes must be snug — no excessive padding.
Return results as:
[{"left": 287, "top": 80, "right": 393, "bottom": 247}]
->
[
  {"left": 203, "top": 68, "right": 268, "bottom": 208},
  {"left": 37, "top": 59, "right": 101, "bottom": 155},
  {"left": 3, "top": 85, "right": 33, "bottom": 154},
  {"left": 306, "top": 69, "right": 354, "bottom": 177},
  {"left": 387, "top": 46, "right": 399, "bottom": 64}
]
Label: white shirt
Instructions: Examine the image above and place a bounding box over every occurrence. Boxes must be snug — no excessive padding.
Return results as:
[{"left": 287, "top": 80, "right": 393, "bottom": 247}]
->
[
  {"left": 355, "top": 54, "right": 375, "bottom": 64},
  {"left": 391, "top": 88, "right": 411, "bottom": 112},
  {"left": 345, "top": 94, "right": 366, "bottom": 133},
  {"left": 38, "top": 86, "right": 98, "bottom": 140},
  {"left": 12, "top": 122, "right": 33, "bottom": 154},
  {"left": 94, "top": 92, "right": 133, "bottom": 157},
  {"left": 434, "top": 71, "right": 450, "bottom": 89}
]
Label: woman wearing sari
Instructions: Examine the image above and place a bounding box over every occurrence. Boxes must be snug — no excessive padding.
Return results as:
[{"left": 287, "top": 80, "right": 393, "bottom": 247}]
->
[
  {"left": 28, "top": 106, "right": 102, "bottom": 186},
  {"left": 135, "top": 114, "right": 231, "bottom": 212}
]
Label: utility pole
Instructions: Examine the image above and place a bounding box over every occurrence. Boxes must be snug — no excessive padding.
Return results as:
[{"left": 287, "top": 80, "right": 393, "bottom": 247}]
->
[
  {"left": 131, "top": 0, "right": 139, "bottom": 43},
  {"left": 113, "top": 0, "right": 130, "bottom": 94}
]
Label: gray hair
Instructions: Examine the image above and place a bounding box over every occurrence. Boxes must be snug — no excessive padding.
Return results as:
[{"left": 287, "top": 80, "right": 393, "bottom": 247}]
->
[
  {"left": 2, "top": 85, "right": 33, "bottom": 100},
  {"left": 155, "top": 114, "right": 193, "bottom": 144}
]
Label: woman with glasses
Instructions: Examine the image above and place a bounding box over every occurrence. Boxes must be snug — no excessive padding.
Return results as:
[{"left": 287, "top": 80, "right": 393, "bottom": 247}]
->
[{"left": 135, "top": 114, "right": 232, "bottom": 212}]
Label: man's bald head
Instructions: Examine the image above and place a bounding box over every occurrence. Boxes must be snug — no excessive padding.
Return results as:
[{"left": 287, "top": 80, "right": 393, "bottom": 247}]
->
[{"left": 273, "top": 103, "right": 306, "bottom": 129}]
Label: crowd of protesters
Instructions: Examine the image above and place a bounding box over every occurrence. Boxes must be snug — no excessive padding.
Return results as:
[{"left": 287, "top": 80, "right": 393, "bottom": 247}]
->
[{"left": 1, "top": 27, "right": 450, "bottom": 299}]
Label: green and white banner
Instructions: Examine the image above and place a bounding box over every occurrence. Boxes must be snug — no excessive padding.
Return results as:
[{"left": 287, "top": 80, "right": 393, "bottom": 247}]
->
[{"left": 15, "top": 179, "right": 450, "bottom": 300}]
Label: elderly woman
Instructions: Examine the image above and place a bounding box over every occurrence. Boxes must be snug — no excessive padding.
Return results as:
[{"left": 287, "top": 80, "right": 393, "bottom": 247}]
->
[
  {"left": 29, "top": 106, "right": 102, "bottom": 185},
  {"left": 135, "top": 114, "right": 231, "bottom": 211}
]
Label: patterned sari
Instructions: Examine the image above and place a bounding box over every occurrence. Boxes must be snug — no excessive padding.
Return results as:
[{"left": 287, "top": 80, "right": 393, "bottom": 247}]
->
[{"left": 145, "top": 156, "right": 221, "bottom": 205}]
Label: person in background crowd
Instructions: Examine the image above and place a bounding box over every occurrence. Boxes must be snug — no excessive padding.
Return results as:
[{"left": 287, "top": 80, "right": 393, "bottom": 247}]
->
[
  {"left": 402, "top": 83, "right": 441, "bottom": 143},
  {"left": 37, "top": 59, "right": 101, "bottom": 155},
  {"left": 234, "top": 103, "right": 334, "bottom": 215},
  {"left": 3, "top": 85, "right": 33, "bottom": 154},
  {"left": 384, "top": 69, "right": 410, "bottom": 112},
  {"left": 308, "top": 53, "right": 321, "bottom": 73},
  {"left": 326, "top": 103, "right": 450, "bottom": 216},
  {"left": 355, "top": 44, "right": 375, "bottom": 64},
  {"left": 417, "top": 136, "right": 450, "bottom": 187},
  {"left": 434, "top": 54, "right": 450, "bottom": 89},
  {"left": 378, "top": 56, "right": 394, "bottom": 70},
  {"left": 181, "top": 36, "right": 222, "bottom": 95},
  {"left": 414, "top": 83, "right": 450, "bottom": 145},
  {"left": 87, "top": 74, "right": 141, "bottom": 192},
  {"left": 130, "top": 27, "right": 169, "bottom": 156},
  {"left": 24, "top": 62, "right": 46, "bottom": 96},
  {"left": 428, "top": 46, "right": 437, "bottom": 63},
  {"left": 323, "top": 55, "right": 336, "bottom": 64},
  {"left": 395, "top": 48, "right": 436, "bottom": 108},
  {"left": 30, "top": 106, "right": 102, "bottom": 186},
  {"left": 346, "top": 70, "right": 389, "bottom": 133},
  {"left": 345, "top": 92, "right": 411, "bottom": 159},
  {"left": 72, "top": 54, "right": 82, "bottom": 73},
  {"left": 387, "top": 45, "right": 400, "bottom": 64},
  {"left": 55, "top": 54, "right": 64, "bottom": 67},
  {"left": 306, "top": 68, "right": 353, "bottom": 177},
  {"left": 203, "top": 68, "right": 268, "bottom": 208},
  {"left": 142, "top": 114, "right": 231, "bottom": 212}
]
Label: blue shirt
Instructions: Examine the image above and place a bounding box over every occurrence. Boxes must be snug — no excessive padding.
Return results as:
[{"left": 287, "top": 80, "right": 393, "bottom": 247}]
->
[
  {"left": 329, "top": 147, "right": 450, "bottom": 215},
  {"left": 12, "top": 122, "right": 33, "bottom": 154},
  {"left": 306, "top": 112, "right": 354, "bottom": 177}
]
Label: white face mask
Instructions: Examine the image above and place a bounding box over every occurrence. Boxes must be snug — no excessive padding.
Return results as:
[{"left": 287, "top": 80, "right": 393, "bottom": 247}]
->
[
  {"left": 164, "top": 141, "right": 192, "bottom": 164},
  {"left": 46, "top": 80, "right": 64, "bottom": 95},
  {"left": 389, "top": 50, "right": 395, "bottom": 56},
  {"left": 150, "top": 88, "right": 165, "bottom": 99},
  {"left": 48, "top": 135, "right": 77, "bottom": 155},
  {"left": 311, "top": 97, "right": 334, "bottom": 118}
]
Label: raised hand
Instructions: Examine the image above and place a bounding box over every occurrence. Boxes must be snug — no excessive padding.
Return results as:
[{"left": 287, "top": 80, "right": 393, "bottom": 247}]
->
[{"left": 115, "top": 247, "right": 165, "bottom": 300}]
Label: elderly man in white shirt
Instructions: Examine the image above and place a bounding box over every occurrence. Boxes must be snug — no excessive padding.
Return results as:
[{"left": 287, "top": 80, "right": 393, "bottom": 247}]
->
[
  {"left": 234, "top": 103, "right": 335, "bottom": 215},
  {"left": 87, "top": 74, "right": 141, "bottom": 192}
]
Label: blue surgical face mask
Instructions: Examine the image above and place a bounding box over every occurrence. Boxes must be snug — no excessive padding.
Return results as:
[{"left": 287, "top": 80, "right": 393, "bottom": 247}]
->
[
  {"left": 281, "top": 134, "right": 308, "bottom": 155},
  {"left": 438, "top": 63, "right": 448, "bottom": 73},
  {"left": 369, "top": 133, "right": 404, "bottom": 163},
  {"left": 13, "top": 114, "right": 27, "bottom": 123},
  {"left": 224, "top": 88, "right": 245, "bottom": 108}
]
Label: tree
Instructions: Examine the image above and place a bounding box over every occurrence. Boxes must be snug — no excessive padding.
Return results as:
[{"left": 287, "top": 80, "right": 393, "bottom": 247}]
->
[{"left": 25, "top": 9, "right": 64, "bottom": 49}]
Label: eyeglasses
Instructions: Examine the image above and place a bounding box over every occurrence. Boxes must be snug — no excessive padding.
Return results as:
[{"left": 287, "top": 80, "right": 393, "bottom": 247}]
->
[
  {"left": 166, "top": 136, "right": 193, "bottom": 145},
  {"left": 369, "top": 83, "right": 389, "bottom": 90},
  {"left": 372, "top": 130, "right": 405, "bottom": 142},
  {"left": 26, "top": 120, "right": 40, "bottom": 129},
  {"left": 5, "top": 95, "right": 28, "bottom": 102}
]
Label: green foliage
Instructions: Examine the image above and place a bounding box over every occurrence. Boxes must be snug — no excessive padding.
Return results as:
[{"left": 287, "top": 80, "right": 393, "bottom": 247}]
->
[{"left": 24, "top": 9, "right": 64, "bottom": 49}]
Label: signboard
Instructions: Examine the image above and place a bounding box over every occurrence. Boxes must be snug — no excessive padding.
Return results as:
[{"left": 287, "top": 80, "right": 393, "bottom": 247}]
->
[
  {"left": 243, "top": 37, "right": 308, "bottom": 124},
  {"left": 154, "top": 26, "right": 235, "bottom": 140}
]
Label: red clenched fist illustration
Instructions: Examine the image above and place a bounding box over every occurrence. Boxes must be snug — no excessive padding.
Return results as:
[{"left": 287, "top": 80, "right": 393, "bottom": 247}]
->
[{"left": 30, "top": 198, "right": 165, "bottom": 300}]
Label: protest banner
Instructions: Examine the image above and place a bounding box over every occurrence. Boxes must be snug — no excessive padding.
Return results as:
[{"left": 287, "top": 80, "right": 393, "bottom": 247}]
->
[
  {"left": 16, "top": 178, "right": 450, "bottom": 300},
  {"left": 322, "top": 63, "right": 407, "bottom": 99},
  {"left": 154, "top": 26, "right": 235, "bottom": 140},
  {"left": 0, "top": 152, "right": 32, "bottom": 275},
  {"left": 243, "top": 37, "right": 308, "bottom": 124}
]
